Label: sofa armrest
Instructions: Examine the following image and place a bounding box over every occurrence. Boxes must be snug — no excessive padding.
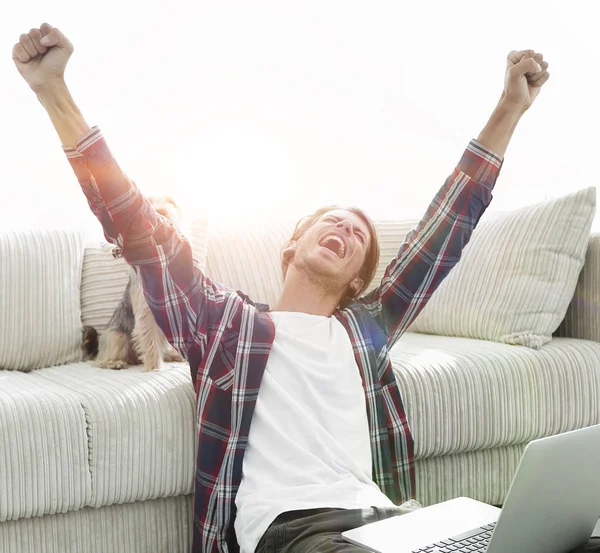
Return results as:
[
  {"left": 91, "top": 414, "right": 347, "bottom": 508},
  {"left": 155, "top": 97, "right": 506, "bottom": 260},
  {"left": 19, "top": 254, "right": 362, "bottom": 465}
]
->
[{"left": 556, "top": 233, "right": 600, "bottom": 341}]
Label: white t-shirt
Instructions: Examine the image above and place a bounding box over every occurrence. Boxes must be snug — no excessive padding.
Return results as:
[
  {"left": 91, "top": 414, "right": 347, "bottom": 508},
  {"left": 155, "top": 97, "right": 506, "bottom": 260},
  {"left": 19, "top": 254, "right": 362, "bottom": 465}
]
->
[{"left": 234, "top": 311, "right": 395, "bottom": 553}]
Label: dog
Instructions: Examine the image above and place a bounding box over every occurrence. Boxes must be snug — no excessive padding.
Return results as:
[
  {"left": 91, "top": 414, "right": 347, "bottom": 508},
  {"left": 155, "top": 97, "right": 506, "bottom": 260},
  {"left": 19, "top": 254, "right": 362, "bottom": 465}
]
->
[{"left": 83, "top": 195, "right": 185, "bottom": 371}]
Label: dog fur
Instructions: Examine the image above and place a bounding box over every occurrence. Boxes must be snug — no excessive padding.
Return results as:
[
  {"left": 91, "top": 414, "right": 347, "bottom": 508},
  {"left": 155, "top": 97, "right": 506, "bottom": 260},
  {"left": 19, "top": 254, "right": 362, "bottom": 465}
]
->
[{"left": 84, "top": 196, "right": 185, "bottom": 371}]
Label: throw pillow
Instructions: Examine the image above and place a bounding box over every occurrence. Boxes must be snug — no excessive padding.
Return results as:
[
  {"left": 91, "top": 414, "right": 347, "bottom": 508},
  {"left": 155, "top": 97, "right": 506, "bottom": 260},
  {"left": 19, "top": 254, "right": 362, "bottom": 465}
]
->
[{"left": 408, "top": 187, "right": 596, "bottom": 348}]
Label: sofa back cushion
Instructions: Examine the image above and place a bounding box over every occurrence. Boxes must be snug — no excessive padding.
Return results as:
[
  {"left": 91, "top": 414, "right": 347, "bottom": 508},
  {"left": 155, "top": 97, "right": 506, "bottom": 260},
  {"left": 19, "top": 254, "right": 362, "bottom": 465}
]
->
[
  {"left": 368, "top": 220, "right": 419, "bottom": 293},
  {"left": 408, "top": 187, "right": 597, "bottom": 348},
  {"left": 556, "top": 233, "right": 600, "bottom": 342},
  {"left": 80, "top": 218, "right": 209, "bottom": 334},
  {"left": 203, "top": 219, "right": 418, "bottom": 306},
  {"left": 0, "top": 229, "right": 85, "bottom": 371},
  {"left": 204, "top": 221, "right": 295, "bottom": 306}
]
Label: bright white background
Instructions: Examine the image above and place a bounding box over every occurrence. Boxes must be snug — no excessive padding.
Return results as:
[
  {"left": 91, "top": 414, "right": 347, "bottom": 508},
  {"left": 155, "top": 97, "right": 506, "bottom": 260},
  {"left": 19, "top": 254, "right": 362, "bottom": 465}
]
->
[{"left": 1, "top": 1, "right": 598, "bottom": 237}]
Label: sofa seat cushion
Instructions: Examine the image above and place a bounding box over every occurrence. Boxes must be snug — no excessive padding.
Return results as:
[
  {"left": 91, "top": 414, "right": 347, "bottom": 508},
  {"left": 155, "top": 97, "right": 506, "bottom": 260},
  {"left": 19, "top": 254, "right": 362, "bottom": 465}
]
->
[
  {"left": 0, "top": 361, "right": 196, "bottom": 520},
  {"left": 392, "top": 332, "right": 600, "bottom": 460},
  {"left": 0, "top": 370, "right": 91, "bottom": 522},
  {"left": 0, "top": 495, "right": 193, "bottom": 553},
  {"left": 34, "top": 362, "right": 196, "bottom": 509}
]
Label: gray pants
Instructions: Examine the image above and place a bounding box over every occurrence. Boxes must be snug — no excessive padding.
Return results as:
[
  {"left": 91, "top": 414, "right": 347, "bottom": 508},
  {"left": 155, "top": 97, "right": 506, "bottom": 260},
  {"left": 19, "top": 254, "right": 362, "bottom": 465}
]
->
[{"left": 255, "top": 507, "right": 600, "bottom": 553}]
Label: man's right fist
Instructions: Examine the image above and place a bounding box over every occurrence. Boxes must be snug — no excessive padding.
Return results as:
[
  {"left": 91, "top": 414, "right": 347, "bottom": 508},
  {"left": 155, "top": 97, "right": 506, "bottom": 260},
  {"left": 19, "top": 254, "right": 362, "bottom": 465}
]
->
[{"left": 12, "top": 23, "right": 73, "bottom": 93}]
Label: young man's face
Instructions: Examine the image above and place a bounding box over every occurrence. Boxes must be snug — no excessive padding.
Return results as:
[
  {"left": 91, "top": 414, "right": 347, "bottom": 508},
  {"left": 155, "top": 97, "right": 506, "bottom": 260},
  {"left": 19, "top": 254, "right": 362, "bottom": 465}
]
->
[{"left": 290, "top": 209, "right": 372, "bottom": 295}]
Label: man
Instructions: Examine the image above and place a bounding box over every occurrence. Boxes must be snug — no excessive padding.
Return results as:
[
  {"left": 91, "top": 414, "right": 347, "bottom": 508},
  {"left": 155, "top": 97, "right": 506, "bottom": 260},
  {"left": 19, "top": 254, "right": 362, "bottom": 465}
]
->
[{"left": 14, "top": 22, "right": 582, "bottom": 553}]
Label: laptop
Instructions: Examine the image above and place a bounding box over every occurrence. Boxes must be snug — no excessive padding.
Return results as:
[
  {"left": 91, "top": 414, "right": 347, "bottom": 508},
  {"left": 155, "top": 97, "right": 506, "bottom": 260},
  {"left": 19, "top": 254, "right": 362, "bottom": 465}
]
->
[{"left": 343, "top": 424, "right": 600, "bottom": 553}]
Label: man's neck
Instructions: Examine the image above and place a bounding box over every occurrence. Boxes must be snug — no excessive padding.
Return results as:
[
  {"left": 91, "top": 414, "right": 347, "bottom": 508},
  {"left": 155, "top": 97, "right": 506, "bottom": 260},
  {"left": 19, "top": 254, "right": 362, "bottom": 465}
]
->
[{"left": 271, "top": 273, "right": 341, "bottom": 317}]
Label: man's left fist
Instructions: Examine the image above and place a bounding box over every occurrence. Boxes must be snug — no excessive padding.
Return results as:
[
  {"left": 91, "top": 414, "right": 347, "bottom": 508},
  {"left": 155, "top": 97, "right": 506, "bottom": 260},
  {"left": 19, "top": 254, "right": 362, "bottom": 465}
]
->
[{"left": 503, "top": 50, "right": 550, "bottom": 112}]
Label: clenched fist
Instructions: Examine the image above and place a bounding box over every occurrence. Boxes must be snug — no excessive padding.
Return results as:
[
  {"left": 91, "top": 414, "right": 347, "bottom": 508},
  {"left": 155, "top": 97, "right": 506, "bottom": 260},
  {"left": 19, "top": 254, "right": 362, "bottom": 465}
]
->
[
  {"left": 502, "top": 50, "right": 550, "bottom": 112},
  {"left": 12, "top": 23, "right": 73, "bottom": 93}
]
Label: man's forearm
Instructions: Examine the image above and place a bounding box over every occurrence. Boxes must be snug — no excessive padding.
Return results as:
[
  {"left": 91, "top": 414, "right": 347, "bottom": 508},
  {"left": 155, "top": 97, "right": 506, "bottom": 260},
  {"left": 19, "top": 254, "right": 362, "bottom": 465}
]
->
[
  {"left": 35, "top": 80, "right": 91, "bottom": 149},
  {"left": 476, "top": 98, "right": 526, "bottom": 159}
]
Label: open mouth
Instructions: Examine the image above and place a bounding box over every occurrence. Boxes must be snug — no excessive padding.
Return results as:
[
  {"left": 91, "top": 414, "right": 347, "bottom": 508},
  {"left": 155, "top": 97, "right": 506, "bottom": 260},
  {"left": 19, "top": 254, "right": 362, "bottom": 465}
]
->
[{"left": 318, "top": 234, "right": 346, "bottom": 259}]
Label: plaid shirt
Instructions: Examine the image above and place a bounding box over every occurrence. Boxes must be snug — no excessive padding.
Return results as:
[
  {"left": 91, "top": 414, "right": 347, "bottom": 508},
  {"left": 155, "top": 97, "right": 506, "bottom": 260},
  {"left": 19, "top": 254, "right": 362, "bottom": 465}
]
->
[{"left": 64, "top": 128, "right": 501, "bottom": 553}]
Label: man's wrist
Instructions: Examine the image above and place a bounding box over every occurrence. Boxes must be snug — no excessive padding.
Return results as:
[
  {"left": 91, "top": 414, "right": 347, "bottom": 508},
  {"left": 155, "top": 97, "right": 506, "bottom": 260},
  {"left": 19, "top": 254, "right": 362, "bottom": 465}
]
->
[
  {"left": 476, "top": 97, "right": 526, "bottom": 159},
  {"left": 35, "top": 79, "right": 72, "bottom": 109},
  {"left": 495, "top": 94, "right": 528, "bottom": 120}
]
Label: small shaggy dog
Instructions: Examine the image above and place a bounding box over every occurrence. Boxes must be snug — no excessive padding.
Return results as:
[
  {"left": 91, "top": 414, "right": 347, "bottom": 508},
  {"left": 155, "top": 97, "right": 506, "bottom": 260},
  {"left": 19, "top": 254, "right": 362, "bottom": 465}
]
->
[{"left": 83, "top": 195, "right": 185, "bottom": 371}]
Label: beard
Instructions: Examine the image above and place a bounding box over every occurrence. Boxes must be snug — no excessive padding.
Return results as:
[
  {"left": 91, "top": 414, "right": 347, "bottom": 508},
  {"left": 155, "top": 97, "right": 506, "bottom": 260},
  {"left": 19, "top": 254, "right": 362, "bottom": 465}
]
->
[{"left": 292, "top": 248, "right": 357, "bottom": 297}]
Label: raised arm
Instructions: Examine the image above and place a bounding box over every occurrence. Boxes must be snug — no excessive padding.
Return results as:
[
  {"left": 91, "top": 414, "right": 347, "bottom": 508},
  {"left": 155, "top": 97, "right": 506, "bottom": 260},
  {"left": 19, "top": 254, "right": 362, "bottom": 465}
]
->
[
  {"left": 360, "top": 50, "right": 550, "bottom": 348},
  {"left": 12, "top": 23, "right": 228, "bottom": 370}
]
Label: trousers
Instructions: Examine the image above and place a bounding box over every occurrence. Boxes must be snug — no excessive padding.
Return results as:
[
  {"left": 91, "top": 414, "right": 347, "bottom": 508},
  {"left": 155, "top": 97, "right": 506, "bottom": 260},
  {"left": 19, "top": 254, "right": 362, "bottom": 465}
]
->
[{"left": 255, "top": 507, "right": 600, "bottom": 553}]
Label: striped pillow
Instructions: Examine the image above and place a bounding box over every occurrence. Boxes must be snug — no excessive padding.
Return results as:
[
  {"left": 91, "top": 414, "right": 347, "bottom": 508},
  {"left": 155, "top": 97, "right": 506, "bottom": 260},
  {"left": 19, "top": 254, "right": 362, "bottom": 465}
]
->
[
  {"left": 80, "top": 243, "right": 131, "bottom": 334},
  {"left": 408, "top": 187, "right": 596, "bottom": 348},
  {"left": 0, "top": 230, "right": 85, "bottom": 371}
]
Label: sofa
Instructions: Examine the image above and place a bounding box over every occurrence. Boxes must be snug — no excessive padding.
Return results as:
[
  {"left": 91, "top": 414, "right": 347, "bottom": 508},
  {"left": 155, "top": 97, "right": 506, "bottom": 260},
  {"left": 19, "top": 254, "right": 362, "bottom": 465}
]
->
[{"left": 1, "top": 192, "right": 600, "bottom": 553}]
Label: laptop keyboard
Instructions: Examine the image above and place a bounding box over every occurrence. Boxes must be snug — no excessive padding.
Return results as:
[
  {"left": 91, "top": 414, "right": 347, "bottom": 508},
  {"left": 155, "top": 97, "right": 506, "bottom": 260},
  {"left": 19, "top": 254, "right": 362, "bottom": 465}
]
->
[{"left": 410, "top": 522, "right": 497, "bottom": 553}]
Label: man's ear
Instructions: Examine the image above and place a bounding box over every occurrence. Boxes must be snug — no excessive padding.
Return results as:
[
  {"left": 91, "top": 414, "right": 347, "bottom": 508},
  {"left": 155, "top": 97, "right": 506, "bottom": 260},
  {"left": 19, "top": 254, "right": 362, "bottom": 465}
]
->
[
  {"left": 349, "top": 276, "right": 364, "bottom": 297},
  {"left": 282, "top": 242, "right": 297, "bottom": 265}
]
